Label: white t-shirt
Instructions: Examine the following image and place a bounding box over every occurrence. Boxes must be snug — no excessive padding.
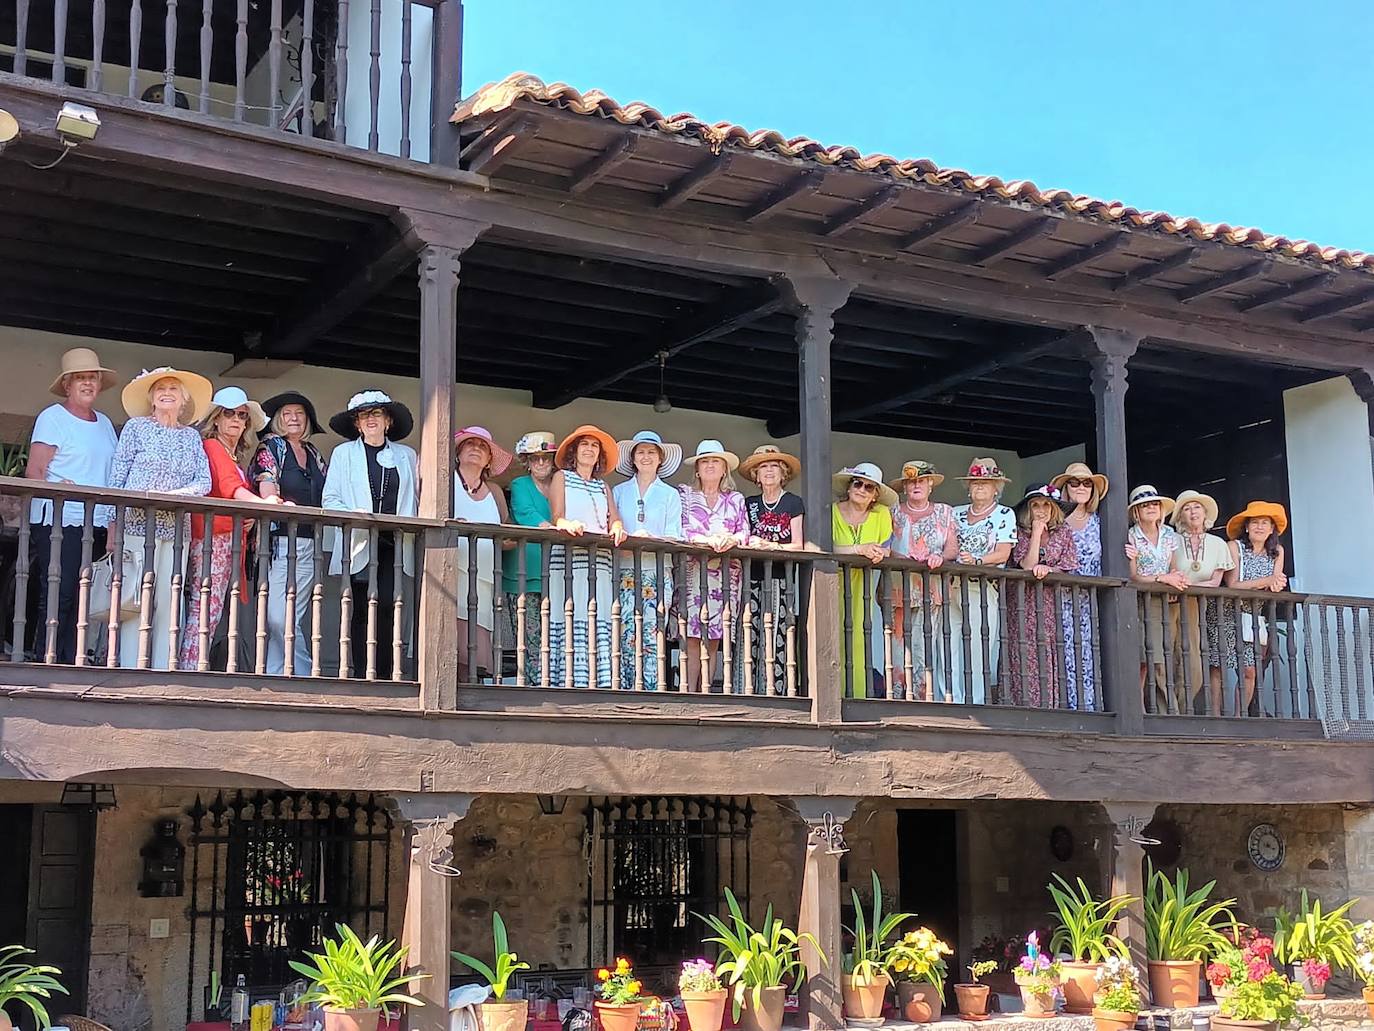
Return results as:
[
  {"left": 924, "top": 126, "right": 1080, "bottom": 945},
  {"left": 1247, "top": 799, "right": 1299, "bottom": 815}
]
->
[{"left": 29, "top": 403, "right": 118, "bottom": 527}]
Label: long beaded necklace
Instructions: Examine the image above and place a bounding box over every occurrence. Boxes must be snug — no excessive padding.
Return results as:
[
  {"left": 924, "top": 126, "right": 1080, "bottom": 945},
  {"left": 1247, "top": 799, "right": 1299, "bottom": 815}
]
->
[{"left": 1183, "top": 531, "right": 1206, "bottom": 573}]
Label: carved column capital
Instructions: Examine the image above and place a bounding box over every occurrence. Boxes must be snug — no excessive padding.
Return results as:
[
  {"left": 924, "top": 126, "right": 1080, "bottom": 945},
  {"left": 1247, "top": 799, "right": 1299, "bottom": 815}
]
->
[
  {"left": 779, "top": 273, "right": 854, "bottom": 327},
  {"left": 394, "top": 209, "right": 490, "bottom": 254}
]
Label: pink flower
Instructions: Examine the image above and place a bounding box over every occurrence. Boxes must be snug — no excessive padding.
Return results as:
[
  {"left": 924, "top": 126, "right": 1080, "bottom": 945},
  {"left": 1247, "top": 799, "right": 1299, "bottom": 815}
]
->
[
  {"left": 1246, "top": 958, "right": 1273, "bottom": 982},
  {"left": 1302, "top": 959, "right": 1331, "bottom": 985},
  {"left": 1248, "top": 937, "right": 1275, "bottom": 961},
  {"left": 1206, "top": 962, "right": 1232, "bottom": 987}
]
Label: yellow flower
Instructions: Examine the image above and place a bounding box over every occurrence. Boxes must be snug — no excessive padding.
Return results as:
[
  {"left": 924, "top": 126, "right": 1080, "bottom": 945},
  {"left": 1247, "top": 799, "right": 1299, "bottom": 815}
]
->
[
  {"left": 597, "top": 969, "right": 611, "bottom": 982},
  {"left": 627, "top": 981, "right": 642, "bottom": 996},
  {"left": 616, "top": 957, "right": 631, "bottom": 973},
  {"left": 893, "top": 959, "right": 908, "bottom": 972}
]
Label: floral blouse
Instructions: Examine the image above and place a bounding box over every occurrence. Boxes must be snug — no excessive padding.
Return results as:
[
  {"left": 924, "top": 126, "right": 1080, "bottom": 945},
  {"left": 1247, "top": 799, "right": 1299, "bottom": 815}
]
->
[
  {"left": 1129, "top": 523, "right": 1180, "bottom": 578},
  {"left": 103, "top": 417, "right": 212, "bottom": 540},
  {"left": 1012, "top": 523, "right": 1078, "bottom": 573},
  {"left": 679, "top": 488, "right": 749, "bottom": 544},
  {"left": 892, "top": 502, "right": 957, "bottom": 562}
]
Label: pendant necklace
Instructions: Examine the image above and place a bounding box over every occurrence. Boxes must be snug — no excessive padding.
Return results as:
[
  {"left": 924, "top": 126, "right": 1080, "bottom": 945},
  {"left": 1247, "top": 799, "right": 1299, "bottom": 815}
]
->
[{"left": 1185, "top": 532, "right": 1205, "bottom": 572}]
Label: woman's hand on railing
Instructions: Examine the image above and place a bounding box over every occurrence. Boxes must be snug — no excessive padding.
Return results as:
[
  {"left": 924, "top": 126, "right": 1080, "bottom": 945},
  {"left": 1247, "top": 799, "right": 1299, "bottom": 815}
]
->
[
  {"left": 610, "top": 522, "right": 627, "bottom": 547},
  {"left": 1156, "top": 570, "right": 1190, "bottom": 591},
  {"left": 710, "top": 533, "right": 736, "bottom": 554},
  {"left": 1031, "top": 563, "right": 1052, "bottom": 580},
  {"left": 859, "top": 543, "right": 888, "bottom": 564},
  {"left": 556, "top": 518, "right": 585, "bottom": 537}
]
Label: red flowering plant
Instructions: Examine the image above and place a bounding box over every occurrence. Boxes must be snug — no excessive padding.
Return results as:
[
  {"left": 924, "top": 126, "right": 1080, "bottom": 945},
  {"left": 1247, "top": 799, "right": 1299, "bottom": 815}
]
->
[{"left": 1206, "top": 925, "right": 1276, "bottom": 993}]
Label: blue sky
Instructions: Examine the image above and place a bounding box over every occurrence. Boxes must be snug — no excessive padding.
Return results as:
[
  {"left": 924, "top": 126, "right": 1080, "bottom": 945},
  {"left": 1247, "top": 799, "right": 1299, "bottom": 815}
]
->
[{"left": 464, "top": 1, "right": 1374, "bottom": 253}]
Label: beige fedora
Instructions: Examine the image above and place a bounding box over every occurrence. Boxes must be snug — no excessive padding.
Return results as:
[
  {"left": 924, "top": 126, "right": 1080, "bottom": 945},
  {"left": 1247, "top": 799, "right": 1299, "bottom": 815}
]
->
[
  {"left": 49, "top": 347, "right": 117, "bottom": 397},
  {"left": 687, "top": 438, "right": 740, "bottom": 473},
  {"left": 121, "top": 366, "right": 213, "bottom": 422},
  {"left": 1171, "top": 489, "right": 1219, "bottom": 530},
  {"left": 1050, "top": 462, "right": 1109, "bottom": 513}
]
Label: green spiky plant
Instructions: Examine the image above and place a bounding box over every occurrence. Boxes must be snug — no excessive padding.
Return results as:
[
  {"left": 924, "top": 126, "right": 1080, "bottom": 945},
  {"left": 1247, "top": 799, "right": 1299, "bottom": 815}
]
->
[
  {"left": 1144, "top": 863, "right": 1236, "bottom": 962},
  {"left": 844, "top": 871, "right": 915, "bottom": 984},
  {"left": 451, "top": 912, "right": 531, "bottom": 1000},
  {"left": 289, "top": 923, "right": 426, "bottom": 1014},
  {"left": 1046, "top": 874, "right": 1134, "bottom": 962},
  {"left": 697, "top": 888, "right": 825, "bottom": 1020},
  {"left": 1276, "top": 890, "right": 1357, "bottom": 970},
  {"left": 0, "top": 945, "right": 67, "bottom": 1031}
]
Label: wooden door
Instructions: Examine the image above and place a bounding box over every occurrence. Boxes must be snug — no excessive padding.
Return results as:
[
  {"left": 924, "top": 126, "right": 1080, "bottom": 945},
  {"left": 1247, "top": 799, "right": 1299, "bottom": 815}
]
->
[{"left": 25, "top": 805, "right": 96, "bottom": 1021}]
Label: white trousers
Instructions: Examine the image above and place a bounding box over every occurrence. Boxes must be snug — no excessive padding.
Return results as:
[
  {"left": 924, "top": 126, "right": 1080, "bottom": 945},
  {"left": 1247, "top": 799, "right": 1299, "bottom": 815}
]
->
[
  {"left": 946, "top": 579, "right": 998, "bottom": 704},
  {"left": 117, "top": 535, "right": 187, "bottom": 671}
]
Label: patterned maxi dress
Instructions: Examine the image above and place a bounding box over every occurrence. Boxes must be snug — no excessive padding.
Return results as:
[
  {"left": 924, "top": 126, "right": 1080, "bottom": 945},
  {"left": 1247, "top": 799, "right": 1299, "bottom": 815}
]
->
[
  {"left": 1007, "top": 524, "right": 1077, "bottom": 707},
  {"left": 678, "top": 487, "right": 748, "bottom": 640},
  {"left": 1060, "top": 513, "right": 1101, "bottom": 710},
  {"left": 547, "top": 470, "right": 614, "bottom": 687},
  {"left": 1213, "top": 546, "right": 1277, "bottom": 670}
]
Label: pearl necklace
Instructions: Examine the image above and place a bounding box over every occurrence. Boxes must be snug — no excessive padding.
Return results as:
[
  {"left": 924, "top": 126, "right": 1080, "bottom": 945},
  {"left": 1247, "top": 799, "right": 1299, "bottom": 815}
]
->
[
  {"left": 903, "top": 500, "right": 933, "bottom": 518},
  {"left": 967, "top": 501, "right": 996, "bottom": 519}
]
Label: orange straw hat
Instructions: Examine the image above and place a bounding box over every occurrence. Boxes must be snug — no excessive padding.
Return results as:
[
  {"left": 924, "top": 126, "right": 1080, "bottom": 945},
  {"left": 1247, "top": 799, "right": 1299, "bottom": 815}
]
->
[
  {"left": 555, "top": 425, "right": 620, "bottom": 471},
  {"left": 1225, "top": 501, "right": 1288, "bottom": 540}
]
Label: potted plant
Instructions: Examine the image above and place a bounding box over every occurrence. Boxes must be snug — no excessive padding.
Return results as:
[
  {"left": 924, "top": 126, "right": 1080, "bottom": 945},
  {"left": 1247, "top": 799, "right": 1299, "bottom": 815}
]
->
[
  {"left": 953, "top": 961, "right": 998, "bottom": 1021},
  {"left": 0, "top": 945, "right": 67, "bottom": 1031},
  {"left": 698, "top": 888, "right": 824, "bottom": 1031},
  {"left": 885, "top": 927, "right": 952, "bottom": 1022},
  {"left": 594, "top": 957, "right": 644, "bottom": 1031},
  {"left": 1047, "top": 874, "right": 1134, "bottom": 1014},
  {"left": 289, "top": 923, "right": 425, "bottom": 1031},
  {"left": 451, "top": 912, "right": 531, "bottom": 1031},
  {"left": 1213, "top": 957, "right": 1304, "bottom": 1031},
  {"left": 1144, "top": 864, "right": 1235, "bottom": 1009},
  {"left": 1012, "top": 931, "right": 1061, "bottom": 1019},
  {"left": 1353, "top": 920, "right": 1374, "bottom": 1019},
  {"left": 1275, "top": 891, "right": 1355, "bottom": 999},
  {"left": 679, "top": 959, "right": 728, "bottom": 1031},
  {"left": 1207, "top": 925, "right": 1266, "bottom": 1002},
  {"left": 1092, "top": 956, "right": 1143, "bottom": 1031},
  {"left": 841, "top": 873, "right": 914, "bottom": 1024}
]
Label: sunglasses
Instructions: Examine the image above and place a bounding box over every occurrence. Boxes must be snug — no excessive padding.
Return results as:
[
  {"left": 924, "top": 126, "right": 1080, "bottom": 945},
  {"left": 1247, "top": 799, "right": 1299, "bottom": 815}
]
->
[
  {"left": 850, "top": 479, "right": 878, "bottom": 494},
  {"left": 222, "top": 408, "right": 251, "bottom": 422},
  {"left": 358, "top": 408, "right": 388, "bottom": 420},
  {"left": 636, "top": 498, "right": 645, "bottom": 524},
  {"left": 1064, "top": 478, "right": 1093, "bottom": 489}
]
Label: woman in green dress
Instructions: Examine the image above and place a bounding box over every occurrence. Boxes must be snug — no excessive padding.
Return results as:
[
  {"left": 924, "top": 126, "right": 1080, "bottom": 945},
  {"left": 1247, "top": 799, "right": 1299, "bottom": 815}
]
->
[{"left": 831, "top": 462, "right": 896, "bottom": 698}]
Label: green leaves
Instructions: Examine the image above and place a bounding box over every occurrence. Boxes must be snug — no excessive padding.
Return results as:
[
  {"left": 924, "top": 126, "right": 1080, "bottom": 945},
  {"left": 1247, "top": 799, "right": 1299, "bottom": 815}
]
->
[
  {"left": 0, "top": 945, "right": 69, "bottom": 1031},
  {"left": 1144, "top": 864, "right": 1236, "bottom": 962},
  {"left": 289, "top": 923, "right": 426, "bottom": 1012},
  {"left": 845, "top": 872, "right": 915, "bottom": 983},
  {"left": 1278, "top": 891, "right": 1357, "bottom": 970},
  {"left": 1046, "top": 875, "right": 1134, "bottom": 963},
  {"left": 697, "top": 888, "right": 826, "bottom": 1020},
  {"left": 452, "top": 912, "right": 531, "bottom": 1000}
]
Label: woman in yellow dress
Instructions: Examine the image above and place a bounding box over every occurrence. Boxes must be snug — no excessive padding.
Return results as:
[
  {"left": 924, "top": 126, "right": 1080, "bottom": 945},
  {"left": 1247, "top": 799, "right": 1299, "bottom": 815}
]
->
[{"left": 831, "top": 462, "right": 896, "bottom": 698}]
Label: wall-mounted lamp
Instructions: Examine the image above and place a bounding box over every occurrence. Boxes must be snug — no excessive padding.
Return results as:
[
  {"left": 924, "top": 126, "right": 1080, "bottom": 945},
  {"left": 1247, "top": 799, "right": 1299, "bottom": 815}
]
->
[
  {"left": 0, "top": 108, "right": 19, "bottom": 156},
  {"left": 139, "top": 819, "right": 186, "bottom": 898},
  {"left": 536, "top": 795, "right": 567, "bottom": 816},
  {"left": 60, "top": 782, "right": 117, "bottom": 810}
]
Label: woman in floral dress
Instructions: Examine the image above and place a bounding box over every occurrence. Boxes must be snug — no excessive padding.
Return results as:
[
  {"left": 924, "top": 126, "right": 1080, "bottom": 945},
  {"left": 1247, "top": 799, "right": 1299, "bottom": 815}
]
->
[
  {"left": 1221, "top": 501, "right": 1288, "bottom": 714},
  {"left": 1007, "top": 484, "right": 1077, "bottom": 707},
  {"left": 888, "top": 460, "right": 958, "bottom": 699},
  {"left": 1050, "top": 462, "right": 1107, "bottom": 710},
  {"left": 1126, "top": 484, "right": 1188, "bottom": 713},
  {"left": 948, "top": 458, "right": 1017, "bottom": 704}
]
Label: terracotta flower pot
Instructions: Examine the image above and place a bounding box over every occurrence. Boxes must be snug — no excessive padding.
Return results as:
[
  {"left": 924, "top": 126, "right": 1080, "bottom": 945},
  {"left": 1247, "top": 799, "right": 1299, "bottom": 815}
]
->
[
  {"left": 738, "top": 986, "right": 786, "bottom": 1031},
  {"left": 1363, "top": 985, "right": 1374, "bottom": 1021},
  {"left": 0, "top": 1012, "right": 13, "bottom": 1031},
  {"left": 1147, "top": 959, "right": 1200, "bottom": 1009},
  {"left": 842, "top": 972, "right": 891, "bottom": 1024},
  {"left": 596, "top": 1001, "right": 642, "bottom": 1031},
  {"left": 1019, "top": 985, "right": 1058, "bottom": 1019},
  {"left": 1211, "top": 1018, "right": 1278, "bottom": 1031},
  {"left": 1092, "top": 1007, "right": 1139, "bottom": 1031},
  {"left": 896, "top": 980, "right": 941, "bottom": 1023},
  {"left": 481, "top": 999, "right": 529, "bottom": 1031},
  {"left": 681, "top": 989, "right": 728, "bottom": 1031},
  {"left": 952, "top": 983, "right": 990, "bottom": 1021},
  {"left": 1060, "top": 961, "right": 1100, "bottom": 1015},
  {"left": 323, "top": 1007, "right": 382, "bottom": 1031}
]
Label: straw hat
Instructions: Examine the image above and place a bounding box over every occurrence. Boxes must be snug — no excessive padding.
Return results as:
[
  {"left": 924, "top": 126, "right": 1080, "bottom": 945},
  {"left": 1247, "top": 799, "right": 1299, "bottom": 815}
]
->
[
  {"left": 1226, "top": 501, "right": 1288, "bottom": 540},
  {"left": 208, "top": 386, "right": 268, "bottom": 433},
  {"left": 1171, "top": 489, "right": 1219, "bottom": 530},
  {"left": 328, "top": 390, "right": 414, "bottom": 441},
  {"left": 615, "top": 430, "right": 684, "bottom": 478},
  {"left": 1049, "top": 462, "right": 1109, "bottom": 510},
  {"left": 687, "top": 439, "right": 740, "bottom": 472},
  {"left": 121, "top": 366, "right": 213, "bottom": 422},
  {"left": 453, "top": 426, "right": 513, "bottom": 477},
  {"left": 49, "top": 347, "right": 117, "bottom": 397},
  {"left": 890, "top": 459, "right": 945, "bottom": 490},
  {"left": 262, "top": 391, "right": 323, "bottom": 435},
  {"left": 957, "top": 457, "right": 1010, "bottom": 483},
  {"left": 556, "top": 425, "right": 620, "bottom": 471},
  {"left": 833, "top": 462, "right": 899, "bottom": 508},
  {"left": 739, "top": 445, "right": 801, "bottom": 484},
  {"left": 514, "top": 431, "right": 558, "bottom": 457},
  {"left": 1127, "top": 484, "right": 1174, "bottom": 519}
]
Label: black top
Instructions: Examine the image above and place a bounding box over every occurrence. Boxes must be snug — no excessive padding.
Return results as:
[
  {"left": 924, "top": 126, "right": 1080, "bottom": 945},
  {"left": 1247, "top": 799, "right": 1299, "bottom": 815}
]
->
[
  {"left": 744, "top": 491, "right": 805, "bottom": 581},
  {"left": 364, "top": 442, "right": 399, "bottom": 515},
  {"left": 278, "top": 442, "right": 324, "bottom": 536}
]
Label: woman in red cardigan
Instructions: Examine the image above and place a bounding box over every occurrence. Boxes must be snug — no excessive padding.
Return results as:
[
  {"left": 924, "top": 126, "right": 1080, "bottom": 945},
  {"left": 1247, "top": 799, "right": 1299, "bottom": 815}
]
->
[{"left": 178, "top": 386, "right": 279, "bottom": 671}]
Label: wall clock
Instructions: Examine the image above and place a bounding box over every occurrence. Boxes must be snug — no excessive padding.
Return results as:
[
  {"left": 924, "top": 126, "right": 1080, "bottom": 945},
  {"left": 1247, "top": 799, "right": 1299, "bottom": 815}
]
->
[{"left": 1247, "top": 823, "right": 1285, "bottom": 872}]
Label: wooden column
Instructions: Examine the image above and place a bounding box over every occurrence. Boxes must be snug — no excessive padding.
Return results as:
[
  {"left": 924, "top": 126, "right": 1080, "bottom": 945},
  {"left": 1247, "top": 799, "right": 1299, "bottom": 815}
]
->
[
  {"left": 1103, "top": 803, "right": 1156, "bottom": 999},
  {"left": 780, "top": 274, "right": 851, "bottom": 723},
  {"left": 396, "top": 792, "right": 475, "bottom": 1031},
  {"left": 1087, "top": 327, "right": 1145, "bottom": 735},
  {"left": 793, "top": 797, "right": 857, "bottom": 1031},
  {"left": 428, "top": 0, "right": 464, "bottom": 166}
]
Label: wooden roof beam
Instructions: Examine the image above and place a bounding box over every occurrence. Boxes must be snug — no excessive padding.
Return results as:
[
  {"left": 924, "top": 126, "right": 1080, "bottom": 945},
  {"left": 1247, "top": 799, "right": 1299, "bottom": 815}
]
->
[
  {"left": 1109, "top": 248, "right": 1196, "bottom": 293},
  {"left": 820, "top": 185, "right": 904, "bottom": 237},
  {"left": 532, "top": 278, "right": 786, "bottom": 409},
  {"left": 741, "top": 168, "right": 826, "bottom": 223},
  {"left": 1040, "top": 232, "right": 1127, "bottom": 280},
  {"left": 1295, "top": 286, "right": 1374, "bottom": 324},
  {"left": 460, "top": 114, "right": 539, "bottom": 176},
  {"left": 1234, "top": 271, "right": 1337, "bottom": 313},
  {"left": 896, "top": 199, "right": 979, "bottom": 252},
  {"left": 658, "top": 153, "right": 733, "bottom": 209},
  {"left": 567, "top": 134, "right": 639, "bottom": 195},
  {"left": 1175, "top": 260, "right": 1268, "bottom": 304},
  {"left": 964, "top": 216, "right": 1055, "bottom": 266}
]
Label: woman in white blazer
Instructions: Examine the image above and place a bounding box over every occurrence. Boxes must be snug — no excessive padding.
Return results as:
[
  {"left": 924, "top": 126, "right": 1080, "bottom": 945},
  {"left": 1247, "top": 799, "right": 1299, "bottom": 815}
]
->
[{"left": 322, "top": 390, "right": 419, "bottom": 679}]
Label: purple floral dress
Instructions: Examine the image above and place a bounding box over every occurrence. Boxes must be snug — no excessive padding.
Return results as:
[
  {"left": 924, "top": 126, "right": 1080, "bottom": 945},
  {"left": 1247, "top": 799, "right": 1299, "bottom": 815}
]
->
[
  {"left": 1061, "top": 513, "right": 1101, "bottom": 710},
  {"left": 678, "top": 488, "right": 748, "bottom": 640}
]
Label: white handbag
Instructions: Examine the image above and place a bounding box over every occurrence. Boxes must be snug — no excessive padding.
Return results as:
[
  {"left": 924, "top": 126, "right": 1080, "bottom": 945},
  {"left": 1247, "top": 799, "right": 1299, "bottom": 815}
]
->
[{"left": 88, "top": 543, "right": 145, "bottom": 622}]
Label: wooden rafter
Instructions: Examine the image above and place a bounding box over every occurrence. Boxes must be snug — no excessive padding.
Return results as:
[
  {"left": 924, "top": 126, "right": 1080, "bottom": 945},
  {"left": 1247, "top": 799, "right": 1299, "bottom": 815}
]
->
[
  {"left": 1175, "top": 260, "right": 1268, "bottom": 304},
  {"left": 741, "top": 168, "right": 825, "bottom": 223},
  {"left": 532, "top": 278, "right": 785, "bottom": 409},
  {"left": 964, "top": 216, "right": 1054, "bottom": 266},
  {"left": 1040, "top": 232, "right": 1126, "bottom": 280},
  {"left": 1109, "top": 248, "right": 1196, "bottom": 293},
  {"left": 460, "top": 114, "right": 539, "bottom": 176},
  {"left": 896, "top": 199, "right": 979, "bottom": 251},
  {"left": 658, "top": 153, "right": 733, "bottom": 209},
  {"left": 1294, "top": 286, "right": 1374, "bottom": 324},
  {"left": 1234, "top": 272, "right": 1337, "bottom": 313},
  {"left": 820, "top": 185, "right": 903, "bottom": 237},
  {"left": 567, "top": 135, "right": 639, "bottom": 195}
]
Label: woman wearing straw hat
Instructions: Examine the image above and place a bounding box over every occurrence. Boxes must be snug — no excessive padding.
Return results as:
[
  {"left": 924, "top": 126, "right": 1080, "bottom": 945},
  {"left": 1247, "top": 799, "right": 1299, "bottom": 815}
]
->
[
  {"left": 947, "top": 458, "right": 1016, "bottom": 704},
  {"left": 889, "top": 460, "right": 958, "bottom": 699},
  {"left": 740, "top": 445, "right": 805, "bottom": 695},
  {"left": 453, "top": 427, "right": 513, "bottom": 684},
  {"left": 1169, "top": 489, "right": 1234, "bottom": 713},
  {"left": 322, "top": 389, "right": 420, "bottom": 680},
  {"left": 252, "top": 391, "right": 329, "bottom": 676},
  {"left": 26, "top": 347, "right": 119, "bottom": 664},
  {"left": 502, "top": 432, "right": 557, "bottom": 685},
  {"left": 612, "top": 430, "right": 684, "bottom": 691},
  {"left": 1126, "top": 484, "right": 1187, "bottom": 713},
  {"left": 1050, "top": 462, "right": 1108, "bottom": 710},
  {"left": 179, "top": 387, "right": 276, "bottom": 671},
  {"left": 548, "top": 425, "right": 626, "bottom": 688},
  {"left": 1222, "top": 501, "right": 1289, "bottom": 713},
  {"left": 104, "top": 367, "right": 214, "bottom": 669},
  {"left": 831, "top": 462, "right": 895, "bottom": 699},
  {"left": 1007, "top": 483, "right": 1077, "bottom": 708},
  {"left": 679, "top": 440, "right": 749, "bottom": 692}
]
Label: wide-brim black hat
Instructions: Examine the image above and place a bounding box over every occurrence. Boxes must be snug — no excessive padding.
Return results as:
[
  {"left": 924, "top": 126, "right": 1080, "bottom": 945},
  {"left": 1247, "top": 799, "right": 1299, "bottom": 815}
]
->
[
  {"left": 262, "top": 390, "right": 324, "bottom": 436},
  {"left": 1014, "top": 482, "right": 1071, "bottom": 516},
  {"left": 328, "top": 389, "right": 414, "bottom": 442}
]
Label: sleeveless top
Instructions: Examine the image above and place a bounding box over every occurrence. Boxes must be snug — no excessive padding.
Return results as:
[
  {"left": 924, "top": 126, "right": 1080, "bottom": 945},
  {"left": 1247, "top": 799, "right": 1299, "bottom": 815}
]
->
[
  {"left": 563, "top": 470, "right": 610, "bottom": 534},
  {"left": 1238, "top": 546, "right": 1276, "bottom": 582},
  {"left": 453, "top": 484, "right": 500, "bottom": 586}
]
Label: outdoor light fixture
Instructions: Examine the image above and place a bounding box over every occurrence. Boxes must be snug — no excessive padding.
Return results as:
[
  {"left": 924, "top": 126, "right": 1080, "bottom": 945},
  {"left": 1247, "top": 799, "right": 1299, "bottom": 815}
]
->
[
  {"left": 0, "top": 109, "right": 19, "bottom": 156},
  {"left": 55, "top": 101, "right": 101, "bottom": 145},
  {"left": 536, "top": 794, "right": 567, "bottom": 816},
  {"left": 652, "top": 351, "right": 672, "bottom": 414},
  {"left": 60, "top": 782, "right": 117, "bottom": 810}
]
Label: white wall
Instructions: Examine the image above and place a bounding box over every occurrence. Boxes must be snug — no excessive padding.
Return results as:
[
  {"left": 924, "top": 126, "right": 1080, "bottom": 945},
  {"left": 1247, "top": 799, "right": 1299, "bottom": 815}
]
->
[{"left": 344, "top": 0, "right": 434, "bottom": 160}]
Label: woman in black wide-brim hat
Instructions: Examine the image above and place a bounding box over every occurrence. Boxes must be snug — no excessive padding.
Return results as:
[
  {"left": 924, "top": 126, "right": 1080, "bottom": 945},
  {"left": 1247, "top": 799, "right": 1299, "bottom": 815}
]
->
[{"left": 1006, "top": 483, "right": 1077, "bottom": 708}]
